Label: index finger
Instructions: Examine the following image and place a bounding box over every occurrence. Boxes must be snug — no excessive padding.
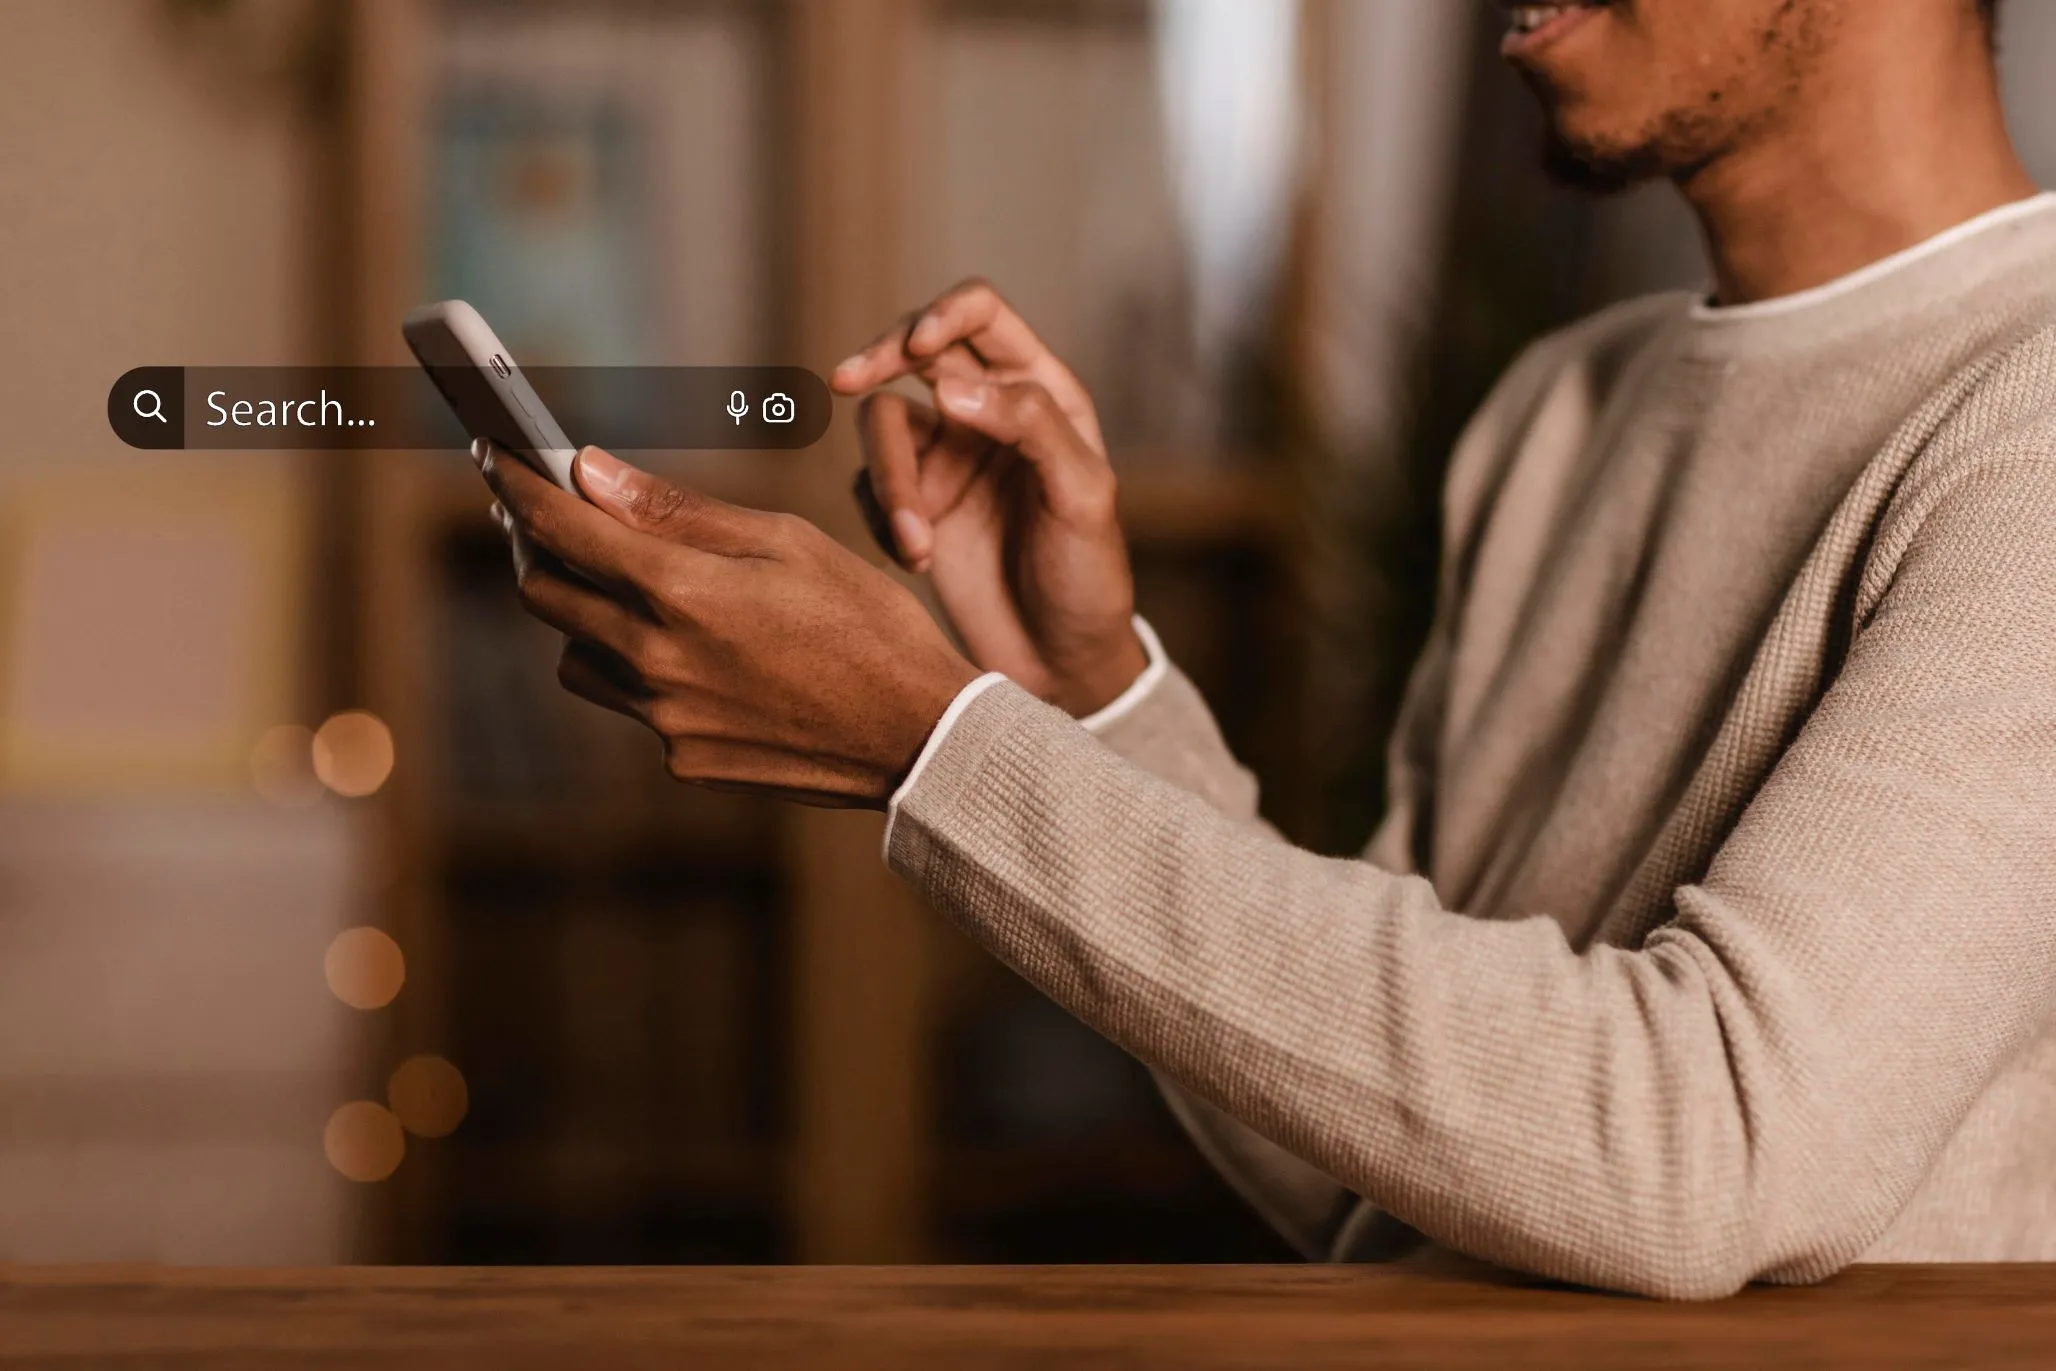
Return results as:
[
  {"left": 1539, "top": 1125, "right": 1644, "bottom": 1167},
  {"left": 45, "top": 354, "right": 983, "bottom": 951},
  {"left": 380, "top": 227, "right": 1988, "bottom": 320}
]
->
[{"left": 831, "top": 280, "right": 1051, "bottom": 394}]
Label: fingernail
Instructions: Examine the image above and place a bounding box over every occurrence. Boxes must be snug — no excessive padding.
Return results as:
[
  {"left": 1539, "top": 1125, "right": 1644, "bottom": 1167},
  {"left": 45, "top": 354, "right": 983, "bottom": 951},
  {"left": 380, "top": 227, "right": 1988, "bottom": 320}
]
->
[
  {"left": 833, "top": 354, "right": 866, "bottom": 380},
  {"left": 909, "top": 316, "right": 941, "bottom": 350},
  {"left": 936, "top": 377, "right": 987, "bottom": 415},
  {"left": 470, "top": 437, "right": 489, "bottom": 467},
  {"left": 892, "top": 508, "right": 930, "bottom": 560},
  {"left": 575, "top": 446, "right": 632, "bottom": 502}
]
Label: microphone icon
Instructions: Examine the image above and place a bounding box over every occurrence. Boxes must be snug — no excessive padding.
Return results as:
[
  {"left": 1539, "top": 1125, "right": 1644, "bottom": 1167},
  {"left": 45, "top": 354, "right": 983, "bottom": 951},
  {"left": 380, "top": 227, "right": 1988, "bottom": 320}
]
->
[{"left": 726, "top": 391, "right": 749, "bottom": 425}]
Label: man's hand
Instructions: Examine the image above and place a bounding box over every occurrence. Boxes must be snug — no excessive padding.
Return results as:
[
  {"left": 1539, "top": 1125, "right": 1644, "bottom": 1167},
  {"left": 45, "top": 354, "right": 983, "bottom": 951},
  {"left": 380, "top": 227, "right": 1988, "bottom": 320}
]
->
[
  {"left": 478, "top": 440, "right": 981, "bottom": 808},
  {"left": 832, "top": 280, "right": 1149, "bottom": 719}
]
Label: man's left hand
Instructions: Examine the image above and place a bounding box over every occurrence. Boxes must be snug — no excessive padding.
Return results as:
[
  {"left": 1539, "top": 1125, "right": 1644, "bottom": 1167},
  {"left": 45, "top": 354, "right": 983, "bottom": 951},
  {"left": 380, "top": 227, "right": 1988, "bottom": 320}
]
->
[{"left": 478, "top": 440, "right": 982, "bottom": 809}]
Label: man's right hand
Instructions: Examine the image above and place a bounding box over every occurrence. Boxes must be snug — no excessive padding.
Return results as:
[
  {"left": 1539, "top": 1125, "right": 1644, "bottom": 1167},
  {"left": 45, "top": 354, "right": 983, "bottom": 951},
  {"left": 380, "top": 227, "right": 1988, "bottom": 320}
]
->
[{"left": 831, "top": 280, "right": 1149, "bottom": 720}]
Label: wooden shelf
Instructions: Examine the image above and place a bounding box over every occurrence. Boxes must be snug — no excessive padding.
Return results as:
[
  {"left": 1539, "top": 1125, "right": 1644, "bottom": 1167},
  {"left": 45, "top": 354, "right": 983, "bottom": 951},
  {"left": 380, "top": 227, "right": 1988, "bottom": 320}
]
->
[
  {"left": 1116, "top": 461, "right": 1289, "bottom": 546},
  {"left": 406, "top": 447, "right": 1287, "bottom": 550}
]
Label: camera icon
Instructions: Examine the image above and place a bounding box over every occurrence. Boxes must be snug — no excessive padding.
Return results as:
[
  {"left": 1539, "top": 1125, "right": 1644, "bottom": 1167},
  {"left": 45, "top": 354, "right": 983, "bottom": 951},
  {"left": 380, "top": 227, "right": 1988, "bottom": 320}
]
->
[{"left": 762, "top": 392, "right": 796, "bottom": 424}]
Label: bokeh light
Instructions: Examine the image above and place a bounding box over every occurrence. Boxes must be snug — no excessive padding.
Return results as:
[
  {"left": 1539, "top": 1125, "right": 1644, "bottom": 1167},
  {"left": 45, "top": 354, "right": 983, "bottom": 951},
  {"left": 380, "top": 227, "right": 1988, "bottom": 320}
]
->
[
  {"left": 324, "top": 926, "right": 405, "bottom": 1010},
  {"left": 249, "top": 724, "right": 322, "bottom": 807},
  {"left": 312, "top": 710, "right": 395, "bottom": 797},
  {"left": 387, "top": 1054, "right": 470, "bottom": 1138},
  {"left": 323, "top": 1101, "right": 406, "bottom": 1182}
]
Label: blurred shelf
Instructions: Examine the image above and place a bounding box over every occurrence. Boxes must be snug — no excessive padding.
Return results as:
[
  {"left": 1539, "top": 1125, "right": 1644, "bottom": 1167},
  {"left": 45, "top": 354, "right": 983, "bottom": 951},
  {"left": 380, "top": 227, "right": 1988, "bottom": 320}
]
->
[
  {"left": 1116, "top": 460, "right": 1288, "bottom": 547},
  {"left": 346, "top": 0, "right": 1308, "bottom": 1268},
  {"left": 409, "top": 448, "right": 1291, "bottom": 549}
]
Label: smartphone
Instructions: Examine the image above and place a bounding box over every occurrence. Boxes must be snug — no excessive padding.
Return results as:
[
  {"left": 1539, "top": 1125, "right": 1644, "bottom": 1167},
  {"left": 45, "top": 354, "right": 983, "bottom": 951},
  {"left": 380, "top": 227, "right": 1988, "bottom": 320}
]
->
[{"left": 402, "top": 299, "right": 583, "bottom": 496}]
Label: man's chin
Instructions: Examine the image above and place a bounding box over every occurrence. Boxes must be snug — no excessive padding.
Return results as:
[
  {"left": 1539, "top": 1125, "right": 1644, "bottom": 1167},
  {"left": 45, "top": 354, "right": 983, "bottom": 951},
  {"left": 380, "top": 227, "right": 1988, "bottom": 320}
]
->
[{"left": 1540, "top": 126, "right": 1665, "bottom": 196}]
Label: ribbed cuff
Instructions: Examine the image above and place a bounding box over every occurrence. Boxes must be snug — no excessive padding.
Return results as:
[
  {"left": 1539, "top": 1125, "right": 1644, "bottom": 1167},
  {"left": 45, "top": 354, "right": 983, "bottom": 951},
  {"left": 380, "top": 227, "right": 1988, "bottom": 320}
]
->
[
  {"left": 882, "top": 618, "right": 1163, "bottom": 859},
  {"left": 883, "top": 671, "right": 1008, "bottom": 859},
  {"left": 1077, "top": 617, "right": 1167, "bottom": 734}
]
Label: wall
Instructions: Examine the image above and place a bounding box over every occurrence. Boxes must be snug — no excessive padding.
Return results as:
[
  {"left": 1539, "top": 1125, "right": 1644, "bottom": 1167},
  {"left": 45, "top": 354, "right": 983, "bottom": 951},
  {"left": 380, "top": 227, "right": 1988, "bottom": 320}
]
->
[
  {"left": 0, "top": 0, "right": 320, "bottom": 459},
  {"left": 0, "top": 0, "right": 367, "bottom": 1263}
]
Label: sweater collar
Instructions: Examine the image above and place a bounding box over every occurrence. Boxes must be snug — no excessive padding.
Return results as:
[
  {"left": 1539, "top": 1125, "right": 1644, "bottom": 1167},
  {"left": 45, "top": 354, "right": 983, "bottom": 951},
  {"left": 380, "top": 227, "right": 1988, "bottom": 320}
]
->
[{"left": 1681, "top": 192, "right": 2056, "bottom": 358}]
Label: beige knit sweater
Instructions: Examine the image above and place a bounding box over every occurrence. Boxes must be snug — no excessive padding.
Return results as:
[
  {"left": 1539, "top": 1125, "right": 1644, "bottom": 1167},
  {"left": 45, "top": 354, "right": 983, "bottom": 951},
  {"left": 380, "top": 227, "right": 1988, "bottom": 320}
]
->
[{"left": 886, "top": 194, "right": 2056, "bottom": 1298}]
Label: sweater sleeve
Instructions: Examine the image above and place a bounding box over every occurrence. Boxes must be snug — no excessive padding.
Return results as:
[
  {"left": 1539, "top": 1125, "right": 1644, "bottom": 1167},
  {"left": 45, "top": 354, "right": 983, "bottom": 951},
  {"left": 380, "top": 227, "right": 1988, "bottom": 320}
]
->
[
  {"left": 1070, "top": 625, "right": 1356, "bottom": 1257},
  {"left": 884, "top": 452, "right": 2056, "bottom": 1300}
]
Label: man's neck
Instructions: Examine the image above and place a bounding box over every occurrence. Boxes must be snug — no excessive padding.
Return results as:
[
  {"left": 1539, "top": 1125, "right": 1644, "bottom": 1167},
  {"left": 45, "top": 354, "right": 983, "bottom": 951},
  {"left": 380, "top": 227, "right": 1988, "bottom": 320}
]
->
[{"left": 1681, "top": 29, "right": 2036, "bottom": 308}]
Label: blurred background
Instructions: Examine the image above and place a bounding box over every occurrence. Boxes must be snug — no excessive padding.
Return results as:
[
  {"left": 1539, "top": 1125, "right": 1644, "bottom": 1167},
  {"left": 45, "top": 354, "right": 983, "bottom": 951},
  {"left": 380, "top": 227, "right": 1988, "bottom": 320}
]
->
[{"left": 0, "top": 0, "right": 2052, "bottom": 1268}]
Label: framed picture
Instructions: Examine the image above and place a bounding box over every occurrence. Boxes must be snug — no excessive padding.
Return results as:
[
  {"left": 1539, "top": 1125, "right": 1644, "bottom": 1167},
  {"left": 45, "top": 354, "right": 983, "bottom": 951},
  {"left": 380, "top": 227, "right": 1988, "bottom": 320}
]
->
[{"left": 431, "top": 91, "right": 649, "bottom": 367}]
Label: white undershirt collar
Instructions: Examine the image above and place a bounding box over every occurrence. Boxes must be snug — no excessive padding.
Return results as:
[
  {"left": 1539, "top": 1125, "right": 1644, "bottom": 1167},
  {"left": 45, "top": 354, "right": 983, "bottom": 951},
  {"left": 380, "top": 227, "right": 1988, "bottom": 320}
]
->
[{"left": 1690, "top": 191, "right": 2056, "bottom": 324}]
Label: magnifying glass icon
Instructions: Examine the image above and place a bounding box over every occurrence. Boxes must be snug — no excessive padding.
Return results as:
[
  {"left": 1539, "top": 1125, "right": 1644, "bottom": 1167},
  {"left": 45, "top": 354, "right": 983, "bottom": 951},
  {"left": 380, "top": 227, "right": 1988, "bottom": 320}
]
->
[{"left": 133, "top": 389, "right": 168, "bottom": 424}]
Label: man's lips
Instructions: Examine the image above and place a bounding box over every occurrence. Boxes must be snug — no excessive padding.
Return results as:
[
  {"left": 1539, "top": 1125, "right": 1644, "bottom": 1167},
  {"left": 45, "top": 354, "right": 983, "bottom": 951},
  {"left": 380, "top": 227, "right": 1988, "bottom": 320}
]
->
[{"left": 1500, "top": 1, "right": 1609, "bottom": 60}]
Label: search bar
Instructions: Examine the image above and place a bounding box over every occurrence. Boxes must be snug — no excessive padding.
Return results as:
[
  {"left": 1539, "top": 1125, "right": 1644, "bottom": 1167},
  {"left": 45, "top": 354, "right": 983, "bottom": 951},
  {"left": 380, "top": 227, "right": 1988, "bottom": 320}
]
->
[{"left": 106, "top": 367, "right": 832, "bottom": 451}]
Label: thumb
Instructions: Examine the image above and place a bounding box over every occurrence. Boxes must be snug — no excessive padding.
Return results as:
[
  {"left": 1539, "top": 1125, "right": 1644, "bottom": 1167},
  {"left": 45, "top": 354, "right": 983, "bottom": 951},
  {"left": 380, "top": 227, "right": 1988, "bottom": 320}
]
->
[{"left": 574, "top": 446, "right": 771, "bottom": 557}]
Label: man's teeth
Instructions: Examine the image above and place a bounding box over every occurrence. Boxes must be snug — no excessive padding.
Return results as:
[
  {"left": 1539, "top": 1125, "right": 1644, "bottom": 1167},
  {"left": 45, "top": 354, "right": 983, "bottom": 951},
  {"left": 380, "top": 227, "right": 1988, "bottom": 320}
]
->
[{"left": 1508, "top": 4, "right": 1587, "bottom": 35}]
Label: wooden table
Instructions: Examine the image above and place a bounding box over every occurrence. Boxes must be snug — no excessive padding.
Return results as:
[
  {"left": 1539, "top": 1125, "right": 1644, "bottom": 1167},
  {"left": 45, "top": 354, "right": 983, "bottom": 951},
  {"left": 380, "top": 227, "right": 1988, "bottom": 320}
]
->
[{"left": 3, "top": 1263, "right": 2053, "bottom": 1368}]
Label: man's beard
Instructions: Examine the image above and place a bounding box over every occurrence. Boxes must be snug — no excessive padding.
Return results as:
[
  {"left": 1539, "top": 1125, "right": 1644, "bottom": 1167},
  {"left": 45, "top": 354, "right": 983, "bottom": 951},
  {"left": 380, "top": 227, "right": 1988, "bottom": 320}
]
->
[{"left": 1530, "top": 0, "right": 1821, "bottom": 198}]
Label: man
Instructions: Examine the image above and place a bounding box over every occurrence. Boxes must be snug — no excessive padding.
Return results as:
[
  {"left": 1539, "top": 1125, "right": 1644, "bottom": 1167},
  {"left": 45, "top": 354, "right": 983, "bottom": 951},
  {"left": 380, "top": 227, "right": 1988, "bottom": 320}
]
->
[{"left": 482, "top": 0, "right": 2056, "bottom": 1297}]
